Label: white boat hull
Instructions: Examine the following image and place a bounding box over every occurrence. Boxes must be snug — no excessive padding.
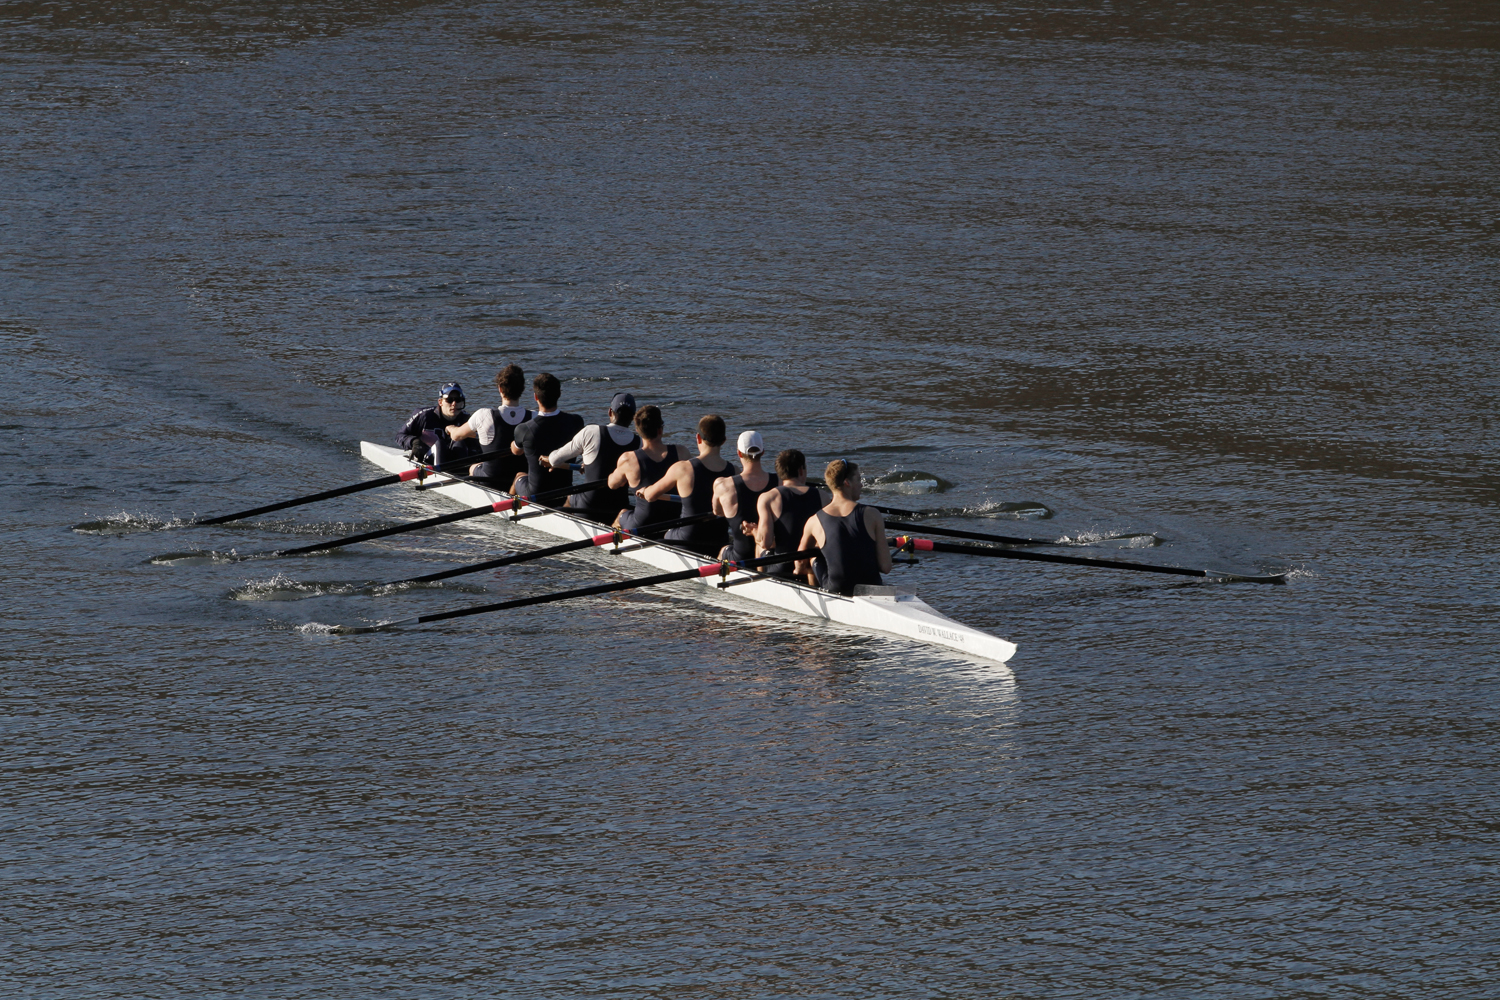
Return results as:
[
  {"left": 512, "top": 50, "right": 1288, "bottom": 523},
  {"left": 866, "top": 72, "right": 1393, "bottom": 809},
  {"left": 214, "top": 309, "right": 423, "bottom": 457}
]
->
[{"left": 360, "top": 442, "right": 1017, "bottom": 665}]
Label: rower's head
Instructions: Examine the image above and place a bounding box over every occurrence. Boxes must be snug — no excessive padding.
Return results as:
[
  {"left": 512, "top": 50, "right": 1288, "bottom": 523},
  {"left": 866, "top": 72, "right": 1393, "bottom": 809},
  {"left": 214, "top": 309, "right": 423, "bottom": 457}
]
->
[
  {"left": 776, "top": 448, "right": 807, "bottom": 484},
  {"left": 533, "top": 372, "right": 561, "bottom": 412},
  {"left": 437, "top": 382, "right": 466, "bottom": 420},
  {"left": 495, "top": 364, "right": 525, "bottom": 405},
  {"left": 634, "top": 404, "right": 664, "bottom": 443},
  {"left": 608, "top": 391, "right": 636, "bottom": 426},
  {"left": 736, "top": 430, "right": 765, "bottom": 467},
  {"left": 697, "top": 414, "right": 726, "bottom": 450},
  {"left": 825, "top": 458, "right": 861, "bottom": 500}
]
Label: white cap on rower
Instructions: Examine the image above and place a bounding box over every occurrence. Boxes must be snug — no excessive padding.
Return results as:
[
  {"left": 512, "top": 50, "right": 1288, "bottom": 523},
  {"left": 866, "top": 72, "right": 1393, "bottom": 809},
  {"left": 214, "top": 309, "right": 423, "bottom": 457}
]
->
[{"left": 737, "top": 430, "right": 764, "bottom": 456}]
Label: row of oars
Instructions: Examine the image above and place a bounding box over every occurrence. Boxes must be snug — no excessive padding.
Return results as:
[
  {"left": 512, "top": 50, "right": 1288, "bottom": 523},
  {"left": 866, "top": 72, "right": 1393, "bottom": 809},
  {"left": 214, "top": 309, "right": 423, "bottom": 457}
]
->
[{"left": 136, "top": 448, "right": 1285, "bottom": 633}]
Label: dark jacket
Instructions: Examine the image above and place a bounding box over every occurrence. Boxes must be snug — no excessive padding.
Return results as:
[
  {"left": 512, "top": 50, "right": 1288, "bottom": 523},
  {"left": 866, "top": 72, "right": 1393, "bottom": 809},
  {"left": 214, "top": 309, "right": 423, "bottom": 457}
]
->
[{"left": 396, "top": 405, "right": 477, "bottom": 464}]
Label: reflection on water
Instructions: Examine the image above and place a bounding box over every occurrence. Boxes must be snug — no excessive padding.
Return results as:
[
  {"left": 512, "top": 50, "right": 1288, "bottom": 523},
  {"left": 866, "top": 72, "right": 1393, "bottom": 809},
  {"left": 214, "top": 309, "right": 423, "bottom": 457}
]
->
[{"left": 2, "top": 1, "right": 1495, "bottom": 995}]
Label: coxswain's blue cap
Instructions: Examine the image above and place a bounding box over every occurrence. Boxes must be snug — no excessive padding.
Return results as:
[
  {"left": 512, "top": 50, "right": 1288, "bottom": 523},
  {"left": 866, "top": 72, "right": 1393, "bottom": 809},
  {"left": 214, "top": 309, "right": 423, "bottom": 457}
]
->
[
  {"left": 609, "top": 391, "right": 636, "bottom": 417},
  {"left": 439, "top": 382, "right": 465, "bottom": 401}
]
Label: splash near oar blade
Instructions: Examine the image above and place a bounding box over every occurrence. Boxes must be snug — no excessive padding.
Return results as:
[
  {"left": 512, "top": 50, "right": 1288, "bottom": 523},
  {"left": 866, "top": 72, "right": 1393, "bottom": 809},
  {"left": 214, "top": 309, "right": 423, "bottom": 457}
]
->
[
  {"left": 323, "top": 548, "right": 819, "bottom": 634},
  {"left": 894, "top": 536, "right": 1287, "bottom": 584}
]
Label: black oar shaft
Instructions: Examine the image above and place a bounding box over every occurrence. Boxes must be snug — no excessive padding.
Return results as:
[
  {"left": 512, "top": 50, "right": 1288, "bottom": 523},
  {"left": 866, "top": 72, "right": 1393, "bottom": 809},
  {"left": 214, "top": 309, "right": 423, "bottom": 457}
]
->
[
  {"left": 896, "top": 536, "right": 1284, "bottom": 583},
  {"left": 385, "top": 511, "right": 716, "bottom": 586},
  {"left": 350, "top": 548, "right": 819, "bottom": 633},
  {"left": 266, "top": 478, "right": 605, "bottom": 558},
  {"left": 192, "top": 450, "right": 506, "bottom": 526}
]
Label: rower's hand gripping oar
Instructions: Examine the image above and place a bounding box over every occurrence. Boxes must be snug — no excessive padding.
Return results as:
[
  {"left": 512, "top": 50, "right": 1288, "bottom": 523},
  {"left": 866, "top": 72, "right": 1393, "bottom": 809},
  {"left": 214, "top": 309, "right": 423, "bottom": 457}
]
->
[
  {"left": 892, "top": 535, "right": 1287, "bottom": 584},
  {"left": 380, "top": 511, "right": 718, "bottom": 587},
  {"left": 151, "top": 479, "right": 606, "bottom": 563},
  {"left": 327, "top": 548, "right": 821, "bottom": 634},
  {"left": 188, "top": 450, "right": 510, "bottom": 526}
]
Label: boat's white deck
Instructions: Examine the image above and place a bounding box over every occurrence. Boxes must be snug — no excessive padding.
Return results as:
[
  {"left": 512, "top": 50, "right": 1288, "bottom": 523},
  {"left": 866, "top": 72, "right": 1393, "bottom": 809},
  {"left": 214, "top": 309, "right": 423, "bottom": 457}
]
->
[{"left": 360, "top": 442, "right": 1017, "bottom": 664}]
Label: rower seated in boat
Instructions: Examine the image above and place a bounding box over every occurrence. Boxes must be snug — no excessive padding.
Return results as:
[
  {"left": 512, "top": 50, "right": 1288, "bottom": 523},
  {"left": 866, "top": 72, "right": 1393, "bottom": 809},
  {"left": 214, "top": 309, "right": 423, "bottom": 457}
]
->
[
  {"left": 395, "top": 382, "right": 478, "bottom": 466},
  {"left": 755, "top": 448, "right": 826, "bottom": 578},
  {"left": 796, "top": 458, "right": 891, "bottom": 595},
  {"left": 713, "top": 429, "right": 776, "bottom": 562},
  {"left": 639, "top": 413, "right": 733, "bottom": 556},
  {"left": 510, "top": 372, "right": 585, "bottom": 496},
  {"left": 610, "top": 405, "right": 689, "bottom": 532},
  {"left": 542, "top": 391, "right": 641, "bottom": 524},
  {"left": 442, "top": 364, "right": 531, "bottom": 484}
]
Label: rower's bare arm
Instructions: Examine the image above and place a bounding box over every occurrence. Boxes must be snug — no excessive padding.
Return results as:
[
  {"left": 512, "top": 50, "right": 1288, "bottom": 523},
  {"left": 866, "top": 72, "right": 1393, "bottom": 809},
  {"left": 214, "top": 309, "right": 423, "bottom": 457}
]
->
[
  {"left": 867, "top": 507, "right": 893, "bottom": 574},
  {"left": 510, "top": 441, "right": 523, "bottom": 456},
  {"left": 641, "top": 460, "right": 688, "bottom": 502},
  {"left": 754, "top": 491, "right": 780, "bottom": 552},
  {"left": 795, "top": 518, "right": 822, "bottom": 581},
  {"left": 446, "top": 422, "right": 476, "bottom": 441},
  {"left": 608, "top": 453, "right": 636, "bottom": 490}
]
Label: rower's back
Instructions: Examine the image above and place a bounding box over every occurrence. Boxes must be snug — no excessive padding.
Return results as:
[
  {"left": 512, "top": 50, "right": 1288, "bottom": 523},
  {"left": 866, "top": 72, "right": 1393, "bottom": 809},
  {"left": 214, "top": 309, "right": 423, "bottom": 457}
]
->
[
  {"left": 813, "top": 506, "right": 883, "bottom": 596},
  {"left": 767, "top": 449, "right": 825, "bottom": 578},
  {"left": 512, "top": 372, "right": 584, "bottom": 495},
  {"left": 665, "top": 414, "right": 733, "bottom": 556},
  {"left": 810, "top": 458, "right": 886, "bottom": 596},
  {"left": 722, "top": 429, "right": 776, "bottom": 561},
  {"left": 619, "top": 405, "right": 685, "bottom": 531}
]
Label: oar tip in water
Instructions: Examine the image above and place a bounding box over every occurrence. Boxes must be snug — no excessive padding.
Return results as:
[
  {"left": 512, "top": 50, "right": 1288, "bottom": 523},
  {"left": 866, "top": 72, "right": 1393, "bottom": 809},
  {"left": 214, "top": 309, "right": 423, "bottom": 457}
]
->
[{"left": 300, "top": 617, "right": 415, "bottom": 635}]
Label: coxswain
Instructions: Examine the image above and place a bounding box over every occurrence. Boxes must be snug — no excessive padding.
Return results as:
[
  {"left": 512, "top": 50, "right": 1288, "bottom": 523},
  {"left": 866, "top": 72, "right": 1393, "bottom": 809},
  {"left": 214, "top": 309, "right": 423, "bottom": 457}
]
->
[
  {"left": 442, "top": 364, "right": 531, "bottom": 485},
  {"left": 712, "top": 430, "right": 776, "bottom": 562},
  {"left": 510, "top": 372, "right": 585, "bottom": 496},
  {"left": 542, "top": 391, "right": 641, "bottom": 524},
  {"left": 754, "top": 448, "right": 826, "bottom": 578},
  {"left": 796, "top": 458, "right": 891, "bottom": 595},
  {"left": 396, "top": 382, "right": 476, "bottom": 466},
  {"left": 610, "top": 405, "right": 689, "bottom": 532},
  {"left": 639, "top": 414, "right": 734, "bottom": 556}
]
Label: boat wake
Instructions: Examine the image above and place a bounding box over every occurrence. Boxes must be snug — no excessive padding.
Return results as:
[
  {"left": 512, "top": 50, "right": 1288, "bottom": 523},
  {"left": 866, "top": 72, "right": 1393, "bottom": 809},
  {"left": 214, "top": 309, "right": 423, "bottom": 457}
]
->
[
  {"left": 148, "top": 549, "right": 241, "bottom": 565},
  {"left": 71, "top": 511, "right": 181, "bottom": 534},
  {"left": 232, "top": 574, "right": 491, "bottom": 601}
]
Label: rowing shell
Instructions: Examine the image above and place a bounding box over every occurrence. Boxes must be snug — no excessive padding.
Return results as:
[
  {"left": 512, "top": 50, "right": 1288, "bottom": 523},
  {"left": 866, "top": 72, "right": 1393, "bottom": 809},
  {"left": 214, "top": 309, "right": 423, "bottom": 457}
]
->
[{"left": 360, "top": 442, "right": 1017, "bottom": 665}]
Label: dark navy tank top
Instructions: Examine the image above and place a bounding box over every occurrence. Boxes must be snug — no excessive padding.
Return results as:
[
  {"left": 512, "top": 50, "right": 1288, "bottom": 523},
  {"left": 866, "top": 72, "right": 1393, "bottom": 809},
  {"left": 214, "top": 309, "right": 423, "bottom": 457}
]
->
[
  {"left": 665, "top": 457, "right": 733, "bottom": 555},
  {"left": 571, "top": 425, "right": 640, "bottom": 517},
  {"left": 725, "top": 473, "right": 777, "bottom": 561},
  {"left": 813, "top": 504, "right": 883, "bottom": 596},
  {"left": 620, "top": 446, "right": 682, "bottom": 531},
  {"left": 769, "top": 484, "right": 825, "bottom": 576}
]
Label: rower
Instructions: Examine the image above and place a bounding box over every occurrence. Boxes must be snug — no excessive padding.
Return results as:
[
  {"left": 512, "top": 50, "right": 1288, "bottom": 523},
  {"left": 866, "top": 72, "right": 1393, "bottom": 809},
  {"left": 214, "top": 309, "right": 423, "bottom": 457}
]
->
[
  {"left": 542, "top": 391, "right": 642, "bottom": 524},
  {"left": 610, "top": 405, "right": 689, "bottom": 531},
  {"left": 509, "top": 372, "right": 585, "bottom": 496},
  {"left": 396, "top": 382, "right": 475, "bottom": 465},
  {"left": 796, "top": 458, "right": 891, "bottom": 595},
  {"left": 443, "top": 364, "right": 531, "bottom": 485},
  {"left": 713, "top": 430, "right": 776, "bottom": 562},
  {"left": 639, "top": 414, "right": 734, "bottom": 556},
  {"left": 754, "top": 448, "right": 826, "bottom": 578}
]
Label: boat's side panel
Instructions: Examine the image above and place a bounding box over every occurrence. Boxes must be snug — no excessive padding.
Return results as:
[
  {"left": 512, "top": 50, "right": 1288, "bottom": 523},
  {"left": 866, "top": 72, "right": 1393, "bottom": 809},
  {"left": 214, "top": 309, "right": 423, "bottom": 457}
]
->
[{"left": 359, "top": 441, "right": 1016, "bottom": 663}]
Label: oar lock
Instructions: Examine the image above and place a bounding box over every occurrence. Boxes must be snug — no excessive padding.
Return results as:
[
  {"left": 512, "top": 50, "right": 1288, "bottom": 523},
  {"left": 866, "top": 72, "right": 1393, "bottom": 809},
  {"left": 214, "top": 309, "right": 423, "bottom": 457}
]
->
[{"left": 895, "top": 535, "right": 935, "bottom": 554}]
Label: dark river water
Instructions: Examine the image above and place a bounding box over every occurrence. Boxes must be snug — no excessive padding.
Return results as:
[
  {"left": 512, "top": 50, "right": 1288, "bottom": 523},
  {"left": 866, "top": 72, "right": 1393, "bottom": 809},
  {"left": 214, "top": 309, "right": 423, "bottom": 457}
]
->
[{"left": 3, "top": 2, "right": 1497, "bottom": 996}]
